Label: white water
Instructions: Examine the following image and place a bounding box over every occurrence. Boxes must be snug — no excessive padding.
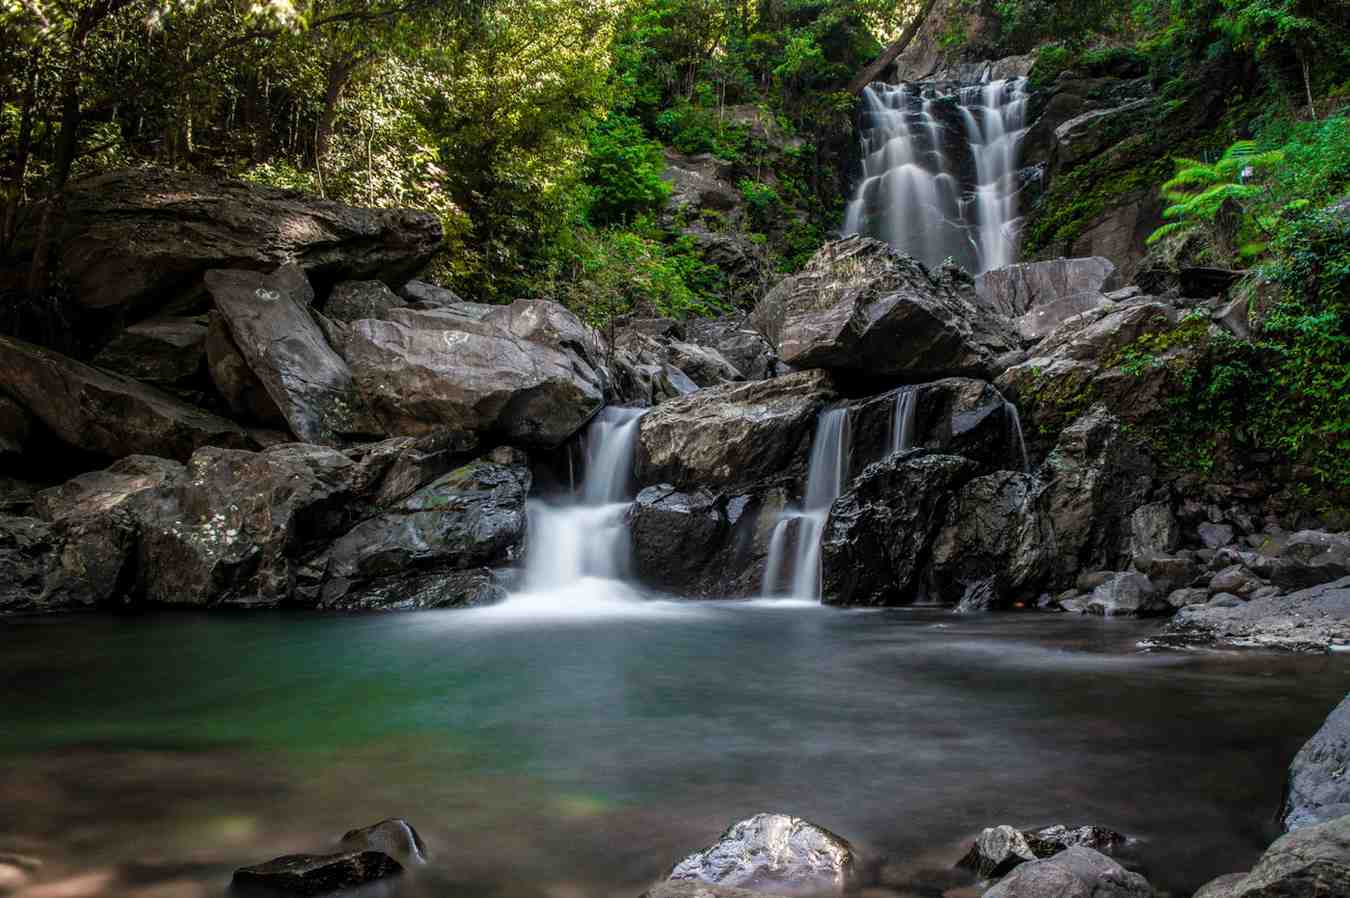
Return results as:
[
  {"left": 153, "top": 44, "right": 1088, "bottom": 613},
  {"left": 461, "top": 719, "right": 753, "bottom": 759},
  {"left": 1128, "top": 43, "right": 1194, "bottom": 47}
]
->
[
  {"left": 762, "top": 408, "right": 853, "bottom": 601},
  {"left": 843, "top": 77, "right": 1029, "bottom": 273},
  {"left": 890, "top": 388, "right": 918, "bottom": 456},
  {"left": 491, "top": 406, "right": 687, "bottom": 620},
  {"left": 1006, "top": 400, "right": 1031, "bottom": 474}
]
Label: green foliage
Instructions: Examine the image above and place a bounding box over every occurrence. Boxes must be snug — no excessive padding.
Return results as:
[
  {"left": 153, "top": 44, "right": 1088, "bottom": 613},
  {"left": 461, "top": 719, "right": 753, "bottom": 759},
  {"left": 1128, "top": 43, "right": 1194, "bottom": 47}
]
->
[
  {"left": 1147, "top": 140, "right": 1284, "bottom": 257},
  {"left": 583, "top": 113, "right": 672, "bottom": 226}
]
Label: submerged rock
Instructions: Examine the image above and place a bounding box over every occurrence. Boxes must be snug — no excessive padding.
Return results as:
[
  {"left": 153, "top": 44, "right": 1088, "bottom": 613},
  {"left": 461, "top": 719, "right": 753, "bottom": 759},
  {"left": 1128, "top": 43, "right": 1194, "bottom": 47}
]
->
[
  {"left": 982, "top": 846, "right": 1150, "bottom": 898},
  {"left": 668, "top": 813, "right": 855, "bottom": 895},
  {"left": 231, "top": 850, "right": 402, "bottom": 896},
  {"left": 339, "top": 818, "right": 427, "bottom": 865},
  {"left": 1283, "top": 694, "right": 1350, "bottom": 832}
]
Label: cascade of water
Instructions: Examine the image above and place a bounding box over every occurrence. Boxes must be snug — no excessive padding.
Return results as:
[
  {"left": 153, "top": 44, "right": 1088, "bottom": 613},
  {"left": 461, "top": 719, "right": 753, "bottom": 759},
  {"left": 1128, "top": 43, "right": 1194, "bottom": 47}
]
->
[
  {"left": 890, "top": 388, "right": 918, "bottom": 456},
  {"left": 520, "top": 406, "right": 645, "bottom": 593},
  {"left": 761, "top": 408, "right": 852, "bottom": 600},
  {"left": 843, "top": 77, "right": 1028, "bottom": 274},
  {"left": 1005, "top": 400, "right": 1030, "bottom": 475}
]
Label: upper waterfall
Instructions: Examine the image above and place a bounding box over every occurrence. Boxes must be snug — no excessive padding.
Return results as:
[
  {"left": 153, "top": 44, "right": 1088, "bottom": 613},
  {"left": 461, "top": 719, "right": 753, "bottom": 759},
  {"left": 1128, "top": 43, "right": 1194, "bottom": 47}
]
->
[{"left": 842, "top": 77, "right": 1029, "bottom": 274}]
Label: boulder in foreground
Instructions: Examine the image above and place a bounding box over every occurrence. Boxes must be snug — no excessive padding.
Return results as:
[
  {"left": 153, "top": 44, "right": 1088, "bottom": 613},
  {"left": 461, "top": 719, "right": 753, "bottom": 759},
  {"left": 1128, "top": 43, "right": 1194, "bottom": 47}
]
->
[
  {"left": 668, "top": 813, "right": 855, "bottom": 895},
  {"left": 1192, "top": 812, "right": 1350, "bottom": 898},
  {"left": 231, "top": 850, "right": 401, "bottom": 896},
  {"left": 982, "top": 846, "right": 1150, "bottom": 898},
  {"left": 1283, "top": 694, "right": 1350, "bottom": 832}
]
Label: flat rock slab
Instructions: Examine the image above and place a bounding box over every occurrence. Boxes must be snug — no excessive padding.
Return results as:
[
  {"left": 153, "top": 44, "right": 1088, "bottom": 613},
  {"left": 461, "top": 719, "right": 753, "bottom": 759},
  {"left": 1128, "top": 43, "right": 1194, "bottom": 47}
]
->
[
  {"left": 231, "top": 850, "right": 401, "bottom": 896},
  {"left": 1150, "top": 576, "right": 1350, "bottom": 653},
  {"left": 0, "top": 334, "right": 252, "bottom": 461}
]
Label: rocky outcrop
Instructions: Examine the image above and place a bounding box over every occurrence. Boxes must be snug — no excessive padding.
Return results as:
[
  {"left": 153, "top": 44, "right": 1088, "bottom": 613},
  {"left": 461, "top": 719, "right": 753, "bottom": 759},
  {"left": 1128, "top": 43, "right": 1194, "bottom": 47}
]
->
[
  {"left": 637, "top": 371, "right": 835, "bottom": 491},
  {"left": 982, "top": 847, "right": 1151, "bottom": 898},
  {"left": 753, "top": 237, "right": 1015, "bottom": 379},
  {"left": 206, "top": 265, "right": 375, "bottom": 444},
  {"left": 1154, "top": 576, "right": 1350, "bottom": 653},
  {"left": 974, "top": 257, "right": 1121, "bottom": 343},
  {"left": 1193, "top": 813, "right": 1350, "bottom": 898},
  {"left": 232, "top": 851, "right": 402, "bottom": 896},
  {"left": 51, "top": 167, "right": 440, "bottom": 328},
  {"left": 345, "top": 305, "right": 604, "bottom": 450},
  {"left": 0, "top": 334, "right": 253, "bottom": 462},
  {"left": 627, "top": 486, "right": 778, "bottom": 596},
  {"left": 667, "top": 814, "right": 855, "bottom": 895},
  {"left": 821, "top": 452, "right": 980, "bottom": 606},
  {"left": 1283, "top": 695, "right": 1350, "bottom": 832}
]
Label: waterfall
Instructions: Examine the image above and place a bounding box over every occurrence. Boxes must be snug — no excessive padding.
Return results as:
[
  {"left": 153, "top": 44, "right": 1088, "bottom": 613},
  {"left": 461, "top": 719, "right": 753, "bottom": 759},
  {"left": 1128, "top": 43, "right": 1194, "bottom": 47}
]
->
[
  {"left": 890, "top": 388, "right": 917, "bottom": 456},
  {"left": 762, "top": 408, "right": 852, "bottom": 601},
  {"left": 1005, "top": 400, "right": 1030, "bottom": 475},
  {"left": 522, "top": 406, "right": 643, "bottom": 591},
  {"left": 842, "top": 77, "right": 1028, "bottom": 274}
]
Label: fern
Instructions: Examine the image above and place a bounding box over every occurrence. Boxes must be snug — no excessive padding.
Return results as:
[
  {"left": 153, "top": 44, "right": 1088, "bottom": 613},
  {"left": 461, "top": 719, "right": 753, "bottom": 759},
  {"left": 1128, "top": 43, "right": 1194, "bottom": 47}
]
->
[{"left": 1147, "top": 139, "right": 1285, "bottom": 258}]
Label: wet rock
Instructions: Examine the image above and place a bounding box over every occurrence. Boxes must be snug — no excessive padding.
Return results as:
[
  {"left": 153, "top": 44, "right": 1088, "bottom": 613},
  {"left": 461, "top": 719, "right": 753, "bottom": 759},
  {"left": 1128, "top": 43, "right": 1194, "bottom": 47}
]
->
[
  {"left": 1167, "top": 587, "right": 1211, "bottom": 608},
  {"left": 346, "top": 305, "right": 604, "bottom": 449},
  {"left": 206, "top": 265, "right": 374, "bottom": 445},
  {"left": 636, "top": 371, "right": 835, "bottom": 491},
  {"left": 1196, "top": 813, "right": 1350, "bottom": 898},
  {"left": 960, "top": 825, "right": 1040, "bottom": 878},
  {"left": 0, "top": 334, "right": 252, "bottom": 462},
  {"left": 627, "top": 486, "right": 727, "bottom": 592},
  {"left": 822, "top": 452, "right": 980, "bottom": 606},
  {"left": 1209, "top": 565, "right": 1264, "bottom": 598},
  {"left": 51, "top": 167, "right": 439, "bottom": 326},
  {"left": 324, "top": 280, "right": 406, "bottom": 323},
  {"left": 1282, "top": 695, "right": 1350, "bottom": 832},
  {"left": 930, "top": 472, "right": 1054, "bottom": 607},
  {"left": 1199, "top": 522, "right": 1236, "bottom": 550},
  {"left": 1029, "top": 825, "right": 1127, "bottom": 856},
  {"left": 92, "top": 318, "right": 208, "bottom": 395},
  {"left": 1084, "top": 572, "right": 1166, "bottom": 617},
  {"left": 231, "top": 850, "right": 402, "bottom": 896},
  {"left": 667, "top": 813, "right": 855, "bottom": 895},
  {"left": 1153, "top": 575, "right": 1350, "bottom": 653},
  {"left": 339, "top": 818, "right": 427, "bottom": 865},
  {"left": 982, "top": 847, "right": 1151, "bottom": 898},
  {"left": 205, "top": 312, "right": 285, "bottom": 426},
  {"left": 755, "top": 236, "right": 1015, "bottom": 379},
  {"left": 644, "top": 882, "right": 793, "bottom": 898},
  {"left": 0, "top": 515, "right": 58, "bottom": 613}
]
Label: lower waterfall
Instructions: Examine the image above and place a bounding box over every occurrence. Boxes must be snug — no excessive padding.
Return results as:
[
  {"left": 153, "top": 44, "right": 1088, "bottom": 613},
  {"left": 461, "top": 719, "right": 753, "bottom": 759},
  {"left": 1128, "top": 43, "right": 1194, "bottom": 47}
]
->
[{"left": 762, "top": 407, "right": 853, "bottom": 601}]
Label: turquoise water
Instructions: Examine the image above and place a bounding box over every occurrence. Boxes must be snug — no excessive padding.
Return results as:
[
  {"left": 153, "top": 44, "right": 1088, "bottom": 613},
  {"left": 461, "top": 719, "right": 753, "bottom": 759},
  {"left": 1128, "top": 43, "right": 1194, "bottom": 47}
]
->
[{"left": 2, "top": 603, "right": 1346, "bottom": 898}]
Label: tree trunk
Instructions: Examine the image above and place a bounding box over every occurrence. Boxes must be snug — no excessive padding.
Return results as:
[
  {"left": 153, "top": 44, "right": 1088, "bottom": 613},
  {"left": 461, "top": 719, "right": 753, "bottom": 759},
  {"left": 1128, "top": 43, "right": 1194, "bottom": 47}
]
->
[
  {"left": 847, "top": 0, "right": 940, "bottom": 96},
  {"left": 1301, "top": 52, "right": 1317, "bottom": 121},
  {"left": 1, "top": 49, "right": 39, "bottom": 257}
]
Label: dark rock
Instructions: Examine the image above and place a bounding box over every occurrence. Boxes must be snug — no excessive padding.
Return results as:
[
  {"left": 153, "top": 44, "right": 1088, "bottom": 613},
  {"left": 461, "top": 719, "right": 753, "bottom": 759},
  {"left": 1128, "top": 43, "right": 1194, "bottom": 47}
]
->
[
  {"left": 1199, "top": 522, "right": 1236, "bottom": 549},
  {"left": 754, "top": 236, "right": 1015, "bottom": 379},
  {"left": 345, "top": 304, "right": 604, "bottom": 449},
  {"left": 52, "top": 167, "right": 439, "bottom": 325},
  {"left": 684, "top": 317, "right": 778, "bottom": 381},
  {"left": 0, "top": 394, "right": 33, "bottom": 457},
  {"left": 665, "top": 341, "right": 743, "bottom": 386},
  {"left": 206, "top": 312, "right": 286, "bottom": 426},
  {"left": 0, "top": 334, "right": 252, "bottom": 462},
  {"left": 1197, "top": 813, "right": 1350, "bottom": 898},
  {"left": 1129, "top": 501, "right": 1179, "bottom": 562},
  {"left": 1054, "top": 100, "right": 1154, "bottom": 169},
  {"left": 1209, "top": 564, "right": 1264, "bottom": 598},
  {"left": 627, "top": 486, "right": 726, "bottom": 591},
  {"left": 231, "top": 850, "right": 402, "bottom": 896},
  {"left": 92, "top": 317, "right": 208, "bottom": 394},
  {"left": 975, "top": 257, "right": 1120, "bottom": 318},
  {"left": 1029, "top": 825, "right": 1127, "bottom": 856},
  {"left": 339, "top": 818, "right": 427, "bottom": 865},
  {"left": 663, "top": 152, "right": 741, "bottom": 217},
  {"left": 34, "top": 455, "right": 184, "bottom": 524},
  {"left": 636, "top": 371, "right": 835, "bottom": 491},
  {"left": 1283, "top": 695, "right": 1350, "bottom": 832},
  {"left": 1249, "top": 531, "right": 1350, "bottom": 591},
  {"left": 398, "top": 279, "right": 472, "bottom": 311},
  {"left": 1152, "top": 575, "right": 1350, "bottom": 653},
  {"left": 982, "top": 847, "right": 1151, "bottom": 898},
  {"left": 960, "top": 826, "right": 1040, "bottom": 879},
  {"left": 1193, "top": 873, "right": 1248, "bottom": 898},
  {"left": 821, "top": 452, "right": 980, "bottom": 606},
  {"left": 0, "top": 516, "right": 58, "bottom": 613},
  {"left": 667, "top": 813, "right": 855, "bottom": 895},
  {"left": 325, "top": 281, "right": 406, "bottom": 323},
  {"left": 206, "top": 265, "right": 374, "bottom": 445}
]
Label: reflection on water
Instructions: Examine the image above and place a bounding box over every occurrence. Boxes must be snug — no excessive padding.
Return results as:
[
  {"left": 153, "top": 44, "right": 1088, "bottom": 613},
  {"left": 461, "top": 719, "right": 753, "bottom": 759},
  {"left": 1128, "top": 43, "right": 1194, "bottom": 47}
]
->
[{"left": 1, "top": 605, "right": 1346, "bottom": 898}]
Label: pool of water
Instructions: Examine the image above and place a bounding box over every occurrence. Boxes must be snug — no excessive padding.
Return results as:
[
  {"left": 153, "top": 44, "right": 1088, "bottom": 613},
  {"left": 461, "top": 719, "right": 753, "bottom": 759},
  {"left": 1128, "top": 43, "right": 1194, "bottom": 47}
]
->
[{"left": 2, "top": 597, "right": 1346, "bottom": 898}]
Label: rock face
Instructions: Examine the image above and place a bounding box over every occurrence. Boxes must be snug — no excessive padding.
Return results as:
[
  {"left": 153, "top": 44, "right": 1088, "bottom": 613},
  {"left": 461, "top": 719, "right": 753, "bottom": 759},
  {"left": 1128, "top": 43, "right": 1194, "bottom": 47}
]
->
[
  {"left": 637, "top": 371, "right": 835, "bottom": 491},
  {"left": 974, "top": 257, "right": 1120, "bottom": 344},
  {"left": 754, "top": 237, "right": 1014, "bottom": 379},
  {"left": 206, "top": 265, "right": 373, "bottom": 444},
  {"left": 324, "top": 280, "right": 407, "bottom": 323},
  {"left": 231, "top": 850, "right": 402, "bottom": 896},
  {"left": 1195, "top": 813, "right": 1350, "bottom": 898},
  {"left": 821, "top": 452, "right": 979, "bottom": 606},
  {"left": 345, "top": 304, "right": 604, "bottom": 449},
  {"left": 1283, "top": 695, "right": 1350, "bottom": 832},
  {"left": 0, "top": 334, "right": 252, "bottom": 462},
  {"left": 53, "top": 167, "right": 440, "bottom": 325},
  {"left": 206, "top": 312, "right": 285, "bottom": 425},
  {"left": 1156, "top": 576, "right": 1350, "bottom": 653},
  {"left": 91, "top": 317, "right": 208, "bottom": 396},
  {"left": 667, "top": 814, "right": 855, "bottom": 896},
  {"left": 627, "top": 486, "right": 777, "bottom": 596},
  {"left": 982, "top": 847, "right": 1151, "bottom": 898}
]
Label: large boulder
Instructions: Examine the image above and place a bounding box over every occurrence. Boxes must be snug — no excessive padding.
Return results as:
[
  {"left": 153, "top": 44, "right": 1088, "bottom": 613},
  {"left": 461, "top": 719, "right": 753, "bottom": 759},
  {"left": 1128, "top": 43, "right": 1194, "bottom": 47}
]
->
[
  {"left": 684, "top": 317, "right": 778, "bottom": 381},
  {"left": 1283, "top": 695, "right": 1350, "bottom": 832},
  {"left": 667, "top": 814, "right": 855, "bottom": 896},
  {"left": 231, "top": 851, "right": 402, "bottom": 896},
  {"left": 91, "top": 317, "right": 209, "bottom": 397},
  {"left": 1195, "top": 813, "right": 1350, "bottom": 898},
  {"left": 753, "top": 237, "right": 1015, "bottom": 379},
  {"left": 974, "top": 257, "right": 1120, "bottom": 344},
  {"left": 1154, "top": 576, "right": 1350, "bottom": 653},
  {"left": 0, "top": 516, "right": 58, "bottom": 613},
  {"left": 1248, "top": 531, "right": 1350, "bottom": 591},
  {"left": 637, "top": 371, "right": 835, "bottom": 491},
  {"left": 982, "top": 847, "right": 1151, "bottom": 898},
  {"left": 324, "top": 280, "right": 407, "bottom": 323},
  {"left": 0, "top": 334, "right": 252, "bottom": 462},
  {"left": 627, "top": 486, "right": 778, "bottom": 596},
  {"left": 345, "top": 304, "right": 604, "bottom": 449},
  {"left": 821, "top": 452, "right": 980, "bottom": 606},
  {"left": 52, "top": 167, "right": 440, "bottom": 326},
  {"left": 205, "top": 312, "right": 285, "bottom": 425},
  {"left": 960, "top": 823, "right": 1126, "bottom": 880},
  {"left": 205, "top": 265, "right": 374, "bottom": 445}
]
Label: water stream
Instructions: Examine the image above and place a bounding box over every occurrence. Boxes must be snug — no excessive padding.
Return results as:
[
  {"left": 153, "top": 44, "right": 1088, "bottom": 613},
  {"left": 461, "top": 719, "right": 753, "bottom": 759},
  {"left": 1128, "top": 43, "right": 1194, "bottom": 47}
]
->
[{"left": 843, "top": 77, "right": 1029, "bottom": 273}]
